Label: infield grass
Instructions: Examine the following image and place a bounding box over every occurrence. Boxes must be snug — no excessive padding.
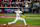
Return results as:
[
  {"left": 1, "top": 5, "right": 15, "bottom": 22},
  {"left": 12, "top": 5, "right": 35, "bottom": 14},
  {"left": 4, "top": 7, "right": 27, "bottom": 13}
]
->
[{"left": 0, "top": 18, "right": 40, "bottom": 25}]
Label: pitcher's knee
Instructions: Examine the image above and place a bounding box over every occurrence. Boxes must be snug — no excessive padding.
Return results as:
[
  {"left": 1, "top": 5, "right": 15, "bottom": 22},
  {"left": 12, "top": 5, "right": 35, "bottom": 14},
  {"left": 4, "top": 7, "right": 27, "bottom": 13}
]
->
[
  {"left": 22, "top": 18, "right": 25, "bottom": 20},
  {"left": 13, "top": 22, "right": 16, "bottom": 23}
]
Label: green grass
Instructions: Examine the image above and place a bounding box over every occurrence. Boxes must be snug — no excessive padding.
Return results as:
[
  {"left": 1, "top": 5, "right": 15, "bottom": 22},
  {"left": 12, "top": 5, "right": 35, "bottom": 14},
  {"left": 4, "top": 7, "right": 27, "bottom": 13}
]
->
[
  {"left": 0, "top": 14, "right": 40, "bottom": 17},
  {"left": 0, "top": 14, "right": 40, "bottom": 25},
  {"left": 0, "top": 18, "right": 40, "bottom": 25}
]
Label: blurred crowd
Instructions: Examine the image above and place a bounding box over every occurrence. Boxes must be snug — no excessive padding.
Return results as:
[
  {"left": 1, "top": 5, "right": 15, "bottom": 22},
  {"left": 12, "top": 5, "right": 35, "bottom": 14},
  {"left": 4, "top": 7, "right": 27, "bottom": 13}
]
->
[
  {"left": 0, "top": 0, "right": 31, "bottom": 7},
  {"left": 0, "top": 0, "right": 40, "bottom": 13},
  {"left": 0, "top": 0, "right": 40, "bottom": 8}
]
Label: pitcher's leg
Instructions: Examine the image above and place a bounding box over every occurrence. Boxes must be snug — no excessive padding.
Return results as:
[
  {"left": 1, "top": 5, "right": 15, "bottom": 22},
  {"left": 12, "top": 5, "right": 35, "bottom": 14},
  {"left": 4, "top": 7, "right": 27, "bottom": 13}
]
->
[
  {"left": 22, "top": 18, "right": 27, "bottom": 25},
  {"left": 19, "top": 17, "right": 27, "bottom": 25},
  {"left": 8, "top": 18, "right": 18, "bottom": 25}
]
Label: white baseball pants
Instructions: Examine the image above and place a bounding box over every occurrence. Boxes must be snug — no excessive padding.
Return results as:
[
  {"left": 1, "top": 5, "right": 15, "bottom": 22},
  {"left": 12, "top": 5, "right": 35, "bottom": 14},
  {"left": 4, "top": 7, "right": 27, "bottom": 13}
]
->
[{"left": 8, "top": 17, "right": 27, "bottom": 25}]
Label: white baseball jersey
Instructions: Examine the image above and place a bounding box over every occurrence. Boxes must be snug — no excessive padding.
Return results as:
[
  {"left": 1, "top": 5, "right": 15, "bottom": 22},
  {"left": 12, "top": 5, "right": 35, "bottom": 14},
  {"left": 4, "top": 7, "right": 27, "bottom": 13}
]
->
[
  {"left": 14, "top": 11, "right": 22, "bottom": 18},
  {"left": 8, "top": 11, "right": 27, "bottom": 25}
]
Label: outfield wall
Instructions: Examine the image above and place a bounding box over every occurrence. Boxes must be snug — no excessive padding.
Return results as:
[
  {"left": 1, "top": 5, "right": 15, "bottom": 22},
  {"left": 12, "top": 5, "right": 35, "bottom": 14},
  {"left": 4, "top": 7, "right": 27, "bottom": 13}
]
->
[
  {"left": 0, "top": 7, "right": 31, "bottom": 13},
  {"left": 0, "top": 7, "right": 40, "bottom": 13}
]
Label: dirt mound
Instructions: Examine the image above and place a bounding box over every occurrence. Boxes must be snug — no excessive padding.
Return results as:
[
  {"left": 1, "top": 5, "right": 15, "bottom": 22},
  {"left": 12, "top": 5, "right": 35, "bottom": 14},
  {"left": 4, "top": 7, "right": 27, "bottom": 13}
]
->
[{"left": 0, "top": 24, "right": 40, "bottom": 27}]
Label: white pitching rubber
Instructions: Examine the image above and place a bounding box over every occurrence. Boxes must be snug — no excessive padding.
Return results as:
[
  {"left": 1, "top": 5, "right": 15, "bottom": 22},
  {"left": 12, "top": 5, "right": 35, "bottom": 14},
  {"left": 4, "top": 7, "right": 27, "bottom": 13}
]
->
[{"left": 3, "top": 24, "right": 6, "bottom": 25}]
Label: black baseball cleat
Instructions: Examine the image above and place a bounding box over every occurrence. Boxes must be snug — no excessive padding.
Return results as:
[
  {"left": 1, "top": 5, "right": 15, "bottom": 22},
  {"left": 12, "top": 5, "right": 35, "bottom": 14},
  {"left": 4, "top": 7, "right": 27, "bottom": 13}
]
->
[
  {"left": 25, "top": 25, "right": 28, "bottom": 26},
  {"left": 6, "top": 23, "right": 8, "bottom": 25}
]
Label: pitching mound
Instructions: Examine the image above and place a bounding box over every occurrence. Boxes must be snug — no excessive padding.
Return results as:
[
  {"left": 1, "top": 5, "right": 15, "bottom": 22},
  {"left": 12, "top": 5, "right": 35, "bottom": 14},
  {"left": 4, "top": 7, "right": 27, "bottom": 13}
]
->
[{"left": 0, "top": 24, "right": 40, "bottom": 27}]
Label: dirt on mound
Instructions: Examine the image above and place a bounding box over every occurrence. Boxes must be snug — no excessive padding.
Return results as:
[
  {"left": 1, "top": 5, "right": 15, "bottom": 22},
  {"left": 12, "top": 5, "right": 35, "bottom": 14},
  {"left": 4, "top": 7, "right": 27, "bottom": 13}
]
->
[{"left": 0, "top": 24, "right": 40, "bottom": 27}]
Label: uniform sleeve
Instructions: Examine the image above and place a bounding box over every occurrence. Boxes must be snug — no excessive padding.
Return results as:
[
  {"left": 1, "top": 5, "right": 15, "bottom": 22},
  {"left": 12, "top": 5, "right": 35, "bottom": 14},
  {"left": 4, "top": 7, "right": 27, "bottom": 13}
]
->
[{"left": 20, "top": 11, "right": 22, "bottom": 13}]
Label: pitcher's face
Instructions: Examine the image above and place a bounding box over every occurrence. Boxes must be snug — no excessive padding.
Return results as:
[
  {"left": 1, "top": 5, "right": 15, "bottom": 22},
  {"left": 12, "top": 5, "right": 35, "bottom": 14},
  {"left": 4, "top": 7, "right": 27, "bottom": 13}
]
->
[{"left": 17, "top": 9, "right": 20, "bottom": 11}]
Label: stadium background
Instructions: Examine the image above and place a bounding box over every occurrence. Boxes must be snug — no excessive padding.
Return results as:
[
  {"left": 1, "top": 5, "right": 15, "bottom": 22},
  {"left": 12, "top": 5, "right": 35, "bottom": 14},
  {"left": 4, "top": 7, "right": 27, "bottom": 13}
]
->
[
  {"left": 0, "top": 0, "right": 40, "bottom": 13},
  {"left": 0, "top": 0, "right": 40, "bottom": 27}
]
